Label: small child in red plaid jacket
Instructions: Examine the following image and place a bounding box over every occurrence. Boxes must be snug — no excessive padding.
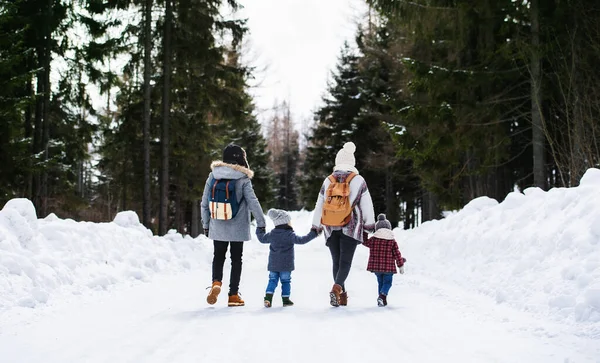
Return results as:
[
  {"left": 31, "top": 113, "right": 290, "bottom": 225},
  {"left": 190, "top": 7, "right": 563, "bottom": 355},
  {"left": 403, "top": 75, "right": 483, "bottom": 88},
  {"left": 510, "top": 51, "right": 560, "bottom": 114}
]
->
[{"left": 362, "top": 214, "right": 406, "bottom": 306}]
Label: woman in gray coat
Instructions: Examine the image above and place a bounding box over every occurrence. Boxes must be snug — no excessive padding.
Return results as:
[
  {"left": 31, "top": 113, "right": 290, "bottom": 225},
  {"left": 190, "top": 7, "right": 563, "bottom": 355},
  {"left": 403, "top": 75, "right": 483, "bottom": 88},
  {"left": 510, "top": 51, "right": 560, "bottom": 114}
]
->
[{"left": 201, "top": 144, "right": 266, "bottom": 307}]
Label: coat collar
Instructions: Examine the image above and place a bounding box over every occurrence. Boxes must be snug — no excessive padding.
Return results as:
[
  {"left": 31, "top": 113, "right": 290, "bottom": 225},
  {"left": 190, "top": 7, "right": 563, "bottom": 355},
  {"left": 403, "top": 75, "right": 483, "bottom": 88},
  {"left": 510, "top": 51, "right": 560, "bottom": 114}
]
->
[
  {"left": 373, "top": 228, "right": 395, "bottom": 240},
  {"left": 211, "top": 160, "right": 254, "bottom": 179}
]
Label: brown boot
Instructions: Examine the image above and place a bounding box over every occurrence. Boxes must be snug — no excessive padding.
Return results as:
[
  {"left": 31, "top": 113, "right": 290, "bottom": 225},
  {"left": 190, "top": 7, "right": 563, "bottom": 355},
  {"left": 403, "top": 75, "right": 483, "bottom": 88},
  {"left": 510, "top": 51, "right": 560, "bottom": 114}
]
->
[
  {"left": 329, "top": 284, "right": 343, "bottom": 307},
  {"left": 228, "top": 293, "right": 245, "bottom": 307},
  {"left": 206, "top": 281, "right": 222, "bottom": 305},
  {"left": 339, "top": 291, "right": 348, "bottom": 306}
]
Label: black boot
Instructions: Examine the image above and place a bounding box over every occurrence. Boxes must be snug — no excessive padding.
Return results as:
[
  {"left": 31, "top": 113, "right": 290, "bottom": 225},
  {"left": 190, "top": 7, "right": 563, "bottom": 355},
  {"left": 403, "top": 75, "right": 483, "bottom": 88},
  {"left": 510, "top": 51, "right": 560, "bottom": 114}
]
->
[
  {"left": 282, "top": 296, "right": 294, "bottom": 307},
  {"left": 264, "top": 293, "right": 273, "bottom": 308},
  {"left": 377, "top": 293, "right": 387, "bottom": 307}
]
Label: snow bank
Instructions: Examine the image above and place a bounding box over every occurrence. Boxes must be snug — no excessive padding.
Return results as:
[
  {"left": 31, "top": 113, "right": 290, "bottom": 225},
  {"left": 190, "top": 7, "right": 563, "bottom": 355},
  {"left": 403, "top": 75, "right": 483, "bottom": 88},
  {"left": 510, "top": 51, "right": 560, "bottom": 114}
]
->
[
  {"left": 0, "top": 199, "right": 209, "bottom": 310},
  {"left": 400, "top": 168, "right": 600, "bottom": 325}
]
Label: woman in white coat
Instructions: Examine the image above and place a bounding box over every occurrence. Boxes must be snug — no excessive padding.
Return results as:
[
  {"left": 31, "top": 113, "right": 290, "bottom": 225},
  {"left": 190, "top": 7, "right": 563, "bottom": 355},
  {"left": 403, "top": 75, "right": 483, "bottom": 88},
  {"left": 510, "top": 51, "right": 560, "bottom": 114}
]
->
[{"left": 311, "top": 142, "right": 376, "bottom": 307}]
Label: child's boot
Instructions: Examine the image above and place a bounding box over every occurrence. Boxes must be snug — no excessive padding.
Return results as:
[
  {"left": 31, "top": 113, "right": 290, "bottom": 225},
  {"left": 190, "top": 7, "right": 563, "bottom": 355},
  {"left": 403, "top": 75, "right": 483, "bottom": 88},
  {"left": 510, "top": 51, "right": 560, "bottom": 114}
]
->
[
  {"left": 228, "top": 292, "right": 245, "bottom": 307},
  {"left": 282, "top": 296, "right": 294, "bottom": 307},
  {"left": 377, "top": 293, "right": 387, "bottom": 307},
  {"left": 264, "top": 293, "right": 273, "bottom": 308},
  {"left": 339, "top": 291, "right": 348, "bottom": 306},
  {"left": 206, "top": 281, "right": 222, "bottom": 305}
]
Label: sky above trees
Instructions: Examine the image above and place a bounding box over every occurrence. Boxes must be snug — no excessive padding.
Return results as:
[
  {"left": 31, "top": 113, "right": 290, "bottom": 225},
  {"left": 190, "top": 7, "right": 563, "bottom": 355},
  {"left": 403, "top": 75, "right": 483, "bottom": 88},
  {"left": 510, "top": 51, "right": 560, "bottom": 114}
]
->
[{"left": 239, "top": 0, "right": 366, "bottom": 128}]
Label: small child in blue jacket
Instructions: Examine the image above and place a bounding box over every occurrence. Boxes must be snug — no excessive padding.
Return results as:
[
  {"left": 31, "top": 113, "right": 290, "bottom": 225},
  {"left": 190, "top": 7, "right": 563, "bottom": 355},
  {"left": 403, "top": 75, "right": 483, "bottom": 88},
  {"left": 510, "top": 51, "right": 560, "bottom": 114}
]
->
[{"left": 256, "top": 209, "right": 319, "bottom": 307}]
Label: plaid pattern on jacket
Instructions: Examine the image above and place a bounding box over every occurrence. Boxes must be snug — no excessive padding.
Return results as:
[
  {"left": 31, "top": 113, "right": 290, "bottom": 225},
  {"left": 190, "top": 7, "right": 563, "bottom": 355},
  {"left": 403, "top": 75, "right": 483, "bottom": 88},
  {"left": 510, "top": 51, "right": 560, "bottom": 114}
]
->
[{"left": 362, "top": 229, "right": 404, "bottom": 273}]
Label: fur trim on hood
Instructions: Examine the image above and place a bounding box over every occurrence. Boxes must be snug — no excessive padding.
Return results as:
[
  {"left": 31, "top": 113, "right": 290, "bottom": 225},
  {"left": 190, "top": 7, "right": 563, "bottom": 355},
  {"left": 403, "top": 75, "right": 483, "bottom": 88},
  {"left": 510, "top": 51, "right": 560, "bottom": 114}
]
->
[{"left": 211, "top": 160, "right": 254, "bottom": 179}]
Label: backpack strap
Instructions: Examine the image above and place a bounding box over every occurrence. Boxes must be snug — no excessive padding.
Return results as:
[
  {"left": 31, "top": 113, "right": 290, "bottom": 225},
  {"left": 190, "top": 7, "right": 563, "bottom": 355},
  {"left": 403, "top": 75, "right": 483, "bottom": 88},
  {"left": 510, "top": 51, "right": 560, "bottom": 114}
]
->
[
  {"left": 211, "top": 178, "right": 219, "bottom": 199},
  {"left": 327, "top": 172, "right": 357, "bottom": 184},
  {"left": 210, "top": 178, "right": 219, "bottom": 219},
  {"left": 345, "top": 172, "right": 357, "bottom": 184},
  {"left": 224, "top": 180, "right": 231, "bottom": 220}
]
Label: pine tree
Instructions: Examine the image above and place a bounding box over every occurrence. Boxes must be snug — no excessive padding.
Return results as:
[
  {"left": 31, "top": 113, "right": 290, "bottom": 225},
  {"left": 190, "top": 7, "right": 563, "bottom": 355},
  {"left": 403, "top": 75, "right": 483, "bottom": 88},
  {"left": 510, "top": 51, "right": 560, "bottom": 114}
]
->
[
  {"left": 267, "top": 101, "right": 300, "bottom": 210},
  {"left": 301, "top": 43, "right": 363, "bottom": 209},
  {"left": 366, "top": 0, "right": 529, "bottom": 214}
]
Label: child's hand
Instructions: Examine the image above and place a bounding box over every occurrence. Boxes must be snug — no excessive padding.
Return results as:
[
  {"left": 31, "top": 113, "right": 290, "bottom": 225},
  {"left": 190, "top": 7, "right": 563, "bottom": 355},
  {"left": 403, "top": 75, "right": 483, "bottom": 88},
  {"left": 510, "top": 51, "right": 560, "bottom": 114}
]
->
[
  {"left": 256, "top": 227, "right": 266, "bottom": 234},
  {"left": 398, "top": 265, "right": 405, "bottom": 274}
]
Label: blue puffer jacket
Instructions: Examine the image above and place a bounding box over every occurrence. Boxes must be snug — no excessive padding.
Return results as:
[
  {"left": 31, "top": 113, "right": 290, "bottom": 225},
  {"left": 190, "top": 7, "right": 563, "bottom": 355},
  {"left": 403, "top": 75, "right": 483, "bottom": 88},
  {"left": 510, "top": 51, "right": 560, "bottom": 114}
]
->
[{"left": 256, "top": 225, "right": 318, "bottom": 272}]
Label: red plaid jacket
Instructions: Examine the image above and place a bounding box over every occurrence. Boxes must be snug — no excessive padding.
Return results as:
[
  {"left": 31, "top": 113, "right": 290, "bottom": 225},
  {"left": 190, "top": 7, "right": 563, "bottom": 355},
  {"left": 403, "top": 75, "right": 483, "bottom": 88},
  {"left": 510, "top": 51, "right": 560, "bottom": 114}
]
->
[{"left": 362, "top": 229, "right": 404, "bottom": 273}]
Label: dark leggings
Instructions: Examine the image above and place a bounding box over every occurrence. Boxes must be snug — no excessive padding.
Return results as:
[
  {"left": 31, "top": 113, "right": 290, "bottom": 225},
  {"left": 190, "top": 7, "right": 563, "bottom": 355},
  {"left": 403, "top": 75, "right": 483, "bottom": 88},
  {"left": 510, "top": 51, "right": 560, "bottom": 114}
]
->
[
  {"left": 327, "top": 230, "right": 358, "bottom": 292},
  {"left": 212, "top": 241, "right": 243, "bottom": 295}
]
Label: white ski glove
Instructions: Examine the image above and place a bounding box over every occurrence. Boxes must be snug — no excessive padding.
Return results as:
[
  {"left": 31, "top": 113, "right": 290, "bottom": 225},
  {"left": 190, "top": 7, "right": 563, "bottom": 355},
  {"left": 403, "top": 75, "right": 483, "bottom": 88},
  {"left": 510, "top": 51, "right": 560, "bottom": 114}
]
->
[{"left": 398, "top": 265, "right": 405, "bottom": 274}]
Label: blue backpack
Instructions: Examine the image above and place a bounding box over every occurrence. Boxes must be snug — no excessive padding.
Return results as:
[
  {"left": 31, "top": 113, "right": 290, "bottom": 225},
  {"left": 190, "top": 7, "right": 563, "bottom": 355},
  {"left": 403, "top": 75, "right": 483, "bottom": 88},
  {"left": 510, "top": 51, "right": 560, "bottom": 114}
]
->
[{"left": 208, "top": 178, "right": 243, "bottom": 220}]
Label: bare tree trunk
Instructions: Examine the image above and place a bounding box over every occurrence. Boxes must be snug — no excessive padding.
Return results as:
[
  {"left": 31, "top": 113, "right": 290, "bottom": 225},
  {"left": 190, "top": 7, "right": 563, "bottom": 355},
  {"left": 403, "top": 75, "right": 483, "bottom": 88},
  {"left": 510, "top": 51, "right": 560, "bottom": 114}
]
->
[
  {"left": 32, "top": 0, "right": 52, "bottom": 217},
  {"left": 142, "top": 0, "right": 153, "bottom": 230},
  {"left": 191, "top": 199, "right": 199, "bottom": 238},
  {"left": 32, "top": 48, "right": 44, "bottom": 214},
  {"left": 385, "top": 169, "right": 399, "bottom": 228},
  {"left": 159, "top": 0, "right": 172, "bottom": 235},
  {"left": 121, "top": 163, "right": 127, "bottom": 212},
  {"left": 404, "top": 196, "right": 415, "bottom": 230},
  {"left": 421, "top": 191, "right": 440, "bottom": 222},
  {"left": 25, "top": 70, "right": 33, "bottom": 200},
  {"left": 531, "top": 0, "right": 546, "bottom": 190},
  {"left": 569, "top": 18, "right": 587, "bottom": 185},
  {"left": 174, "top": 187, "right": 182, "bottom": 234},
  {"left": 41, "top": 28, "right": 51, "bottom": 217},
  {"left": 77, "top": 76, "right": 86, "bottom": 198}
]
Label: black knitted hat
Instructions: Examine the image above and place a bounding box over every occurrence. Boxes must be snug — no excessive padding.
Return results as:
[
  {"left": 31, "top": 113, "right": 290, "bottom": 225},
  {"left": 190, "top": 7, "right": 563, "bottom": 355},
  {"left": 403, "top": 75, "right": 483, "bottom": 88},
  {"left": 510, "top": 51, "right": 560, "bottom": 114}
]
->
[{"left": 223, "top": 144, "right": 249, "bottom": 168}]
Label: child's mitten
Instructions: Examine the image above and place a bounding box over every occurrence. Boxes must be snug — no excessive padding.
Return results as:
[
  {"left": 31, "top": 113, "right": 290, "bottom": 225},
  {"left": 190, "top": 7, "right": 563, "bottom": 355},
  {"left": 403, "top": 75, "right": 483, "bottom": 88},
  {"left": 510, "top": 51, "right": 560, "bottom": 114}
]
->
[{"left": 398, "top": 265, "right": 405, "bottom": 274}]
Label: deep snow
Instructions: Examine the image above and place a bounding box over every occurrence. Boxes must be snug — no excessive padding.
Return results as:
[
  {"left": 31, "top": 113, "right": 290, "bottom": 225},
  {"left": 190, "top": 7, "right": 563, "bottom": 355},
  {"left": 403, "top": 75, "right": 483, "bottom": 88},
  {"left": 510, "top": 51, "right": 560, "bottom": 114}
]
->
[{"left": 1, "top": 169, "right": 600, "bottom": 362}]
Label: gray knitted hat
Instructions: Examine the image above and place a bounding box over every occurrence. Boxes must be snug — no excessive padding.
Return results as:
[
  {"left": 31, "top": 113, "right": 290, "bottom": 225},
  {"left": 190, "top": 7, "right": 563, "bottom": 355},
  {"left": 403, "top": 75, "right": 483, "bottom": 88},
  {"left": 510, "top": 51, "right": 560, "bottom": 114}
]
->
[
  {"left": 267, "top": 208, "right": 291, "bottom": 226},
  {"left": 375, "top": 213, "right": 392, "bottom": 231}
]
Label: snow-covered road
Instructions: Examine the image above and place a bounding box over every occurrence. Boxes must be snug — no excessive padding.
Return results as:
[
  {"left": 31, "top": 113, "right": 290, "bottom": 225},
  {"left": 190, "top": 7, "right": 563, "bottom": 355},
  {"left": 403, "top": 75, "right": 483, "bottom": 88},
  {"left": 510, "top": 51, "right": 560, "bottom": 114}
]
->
[{"left": 1, "top": 239, "right": 597, "bottom": 363}]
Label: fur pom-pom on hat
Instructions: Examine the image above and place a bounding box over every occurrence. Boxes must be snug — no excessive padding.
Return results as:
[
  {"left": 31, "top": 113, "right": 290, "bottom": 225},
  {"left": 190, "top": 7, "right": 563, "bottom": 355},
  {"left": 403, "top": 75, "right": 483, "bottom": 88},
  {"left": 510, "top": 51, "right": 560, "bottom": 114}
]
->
[
  {"left": 267, "top": 208, "right": 291, "bottom": 226},
  {"left": 375, "top": 213, "right": 392, "bottom": 231},
  {"left": 334, "top": 141, "right": 358, "bottom": 174}
]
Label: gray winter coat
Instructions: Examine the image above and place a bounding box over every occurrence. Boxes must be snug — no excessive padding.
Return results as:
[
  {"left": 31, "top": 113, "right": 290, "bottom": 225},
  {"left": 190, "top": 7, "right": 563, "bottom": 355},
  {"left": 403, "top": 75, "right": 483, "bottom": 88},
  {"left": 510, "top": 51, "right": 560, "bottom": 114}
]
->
[
  {"left": 256, "top": 225, "right": 318, "bottom": 272},
  {"left": 201, "top": 161, "right": 266, "bottom": 242}
]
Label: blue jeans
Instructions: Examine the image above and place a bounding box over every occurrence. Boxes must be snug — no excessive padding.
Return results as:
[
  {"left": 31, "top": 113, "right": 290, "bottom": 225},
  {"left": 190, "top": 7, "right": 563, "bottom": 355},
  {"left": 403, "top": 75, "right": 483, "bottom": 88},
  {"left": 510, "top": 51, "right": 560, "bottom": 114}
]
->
[
  {"left": 374, "top": 272, "right": 394, "bottom": 296},
  {"left": 266, "top": 271, "right": 292, "bottom": 297}
]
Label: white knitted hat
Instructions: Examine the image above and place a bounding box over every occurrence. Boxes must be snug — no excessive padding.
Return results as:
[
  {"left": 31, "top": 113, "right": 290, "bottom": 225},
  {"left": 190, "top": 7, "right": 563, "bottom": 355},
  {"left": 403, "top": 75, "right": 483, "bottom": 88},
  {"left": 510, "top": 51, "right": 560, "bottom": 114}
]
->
[
  {"left": 333, "top": 142, "right": 359, "bottom": 174},
  {"left": 267, "top": 208, "right": 291, "bottom": 226}
]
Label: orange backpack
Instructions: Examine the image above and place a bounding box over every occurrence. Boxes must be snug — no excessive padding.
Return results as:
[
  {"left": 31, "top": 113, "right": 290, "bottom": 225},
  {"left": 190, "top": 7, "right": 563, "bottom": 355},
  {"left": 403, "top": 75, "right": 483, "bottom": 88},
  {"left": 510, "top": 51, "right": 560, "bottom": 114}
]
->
[{"left": 320, "top": 172, "right": 357, "bottom": 227}]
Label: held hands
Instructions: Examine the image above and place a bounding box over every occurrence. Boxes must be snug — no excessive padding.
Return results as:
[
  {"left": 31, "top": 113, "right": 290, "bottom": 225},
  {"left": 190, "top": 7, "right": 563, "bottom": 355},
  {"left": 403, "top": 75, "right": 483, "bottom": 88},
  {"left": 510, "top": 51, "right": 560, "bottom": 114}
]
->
[
  {"left": 311, "top": 225, "right": 323, "bottom": 235},
  {"left": 256, "top": 226, "right": 266, "bottom": 234}
]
